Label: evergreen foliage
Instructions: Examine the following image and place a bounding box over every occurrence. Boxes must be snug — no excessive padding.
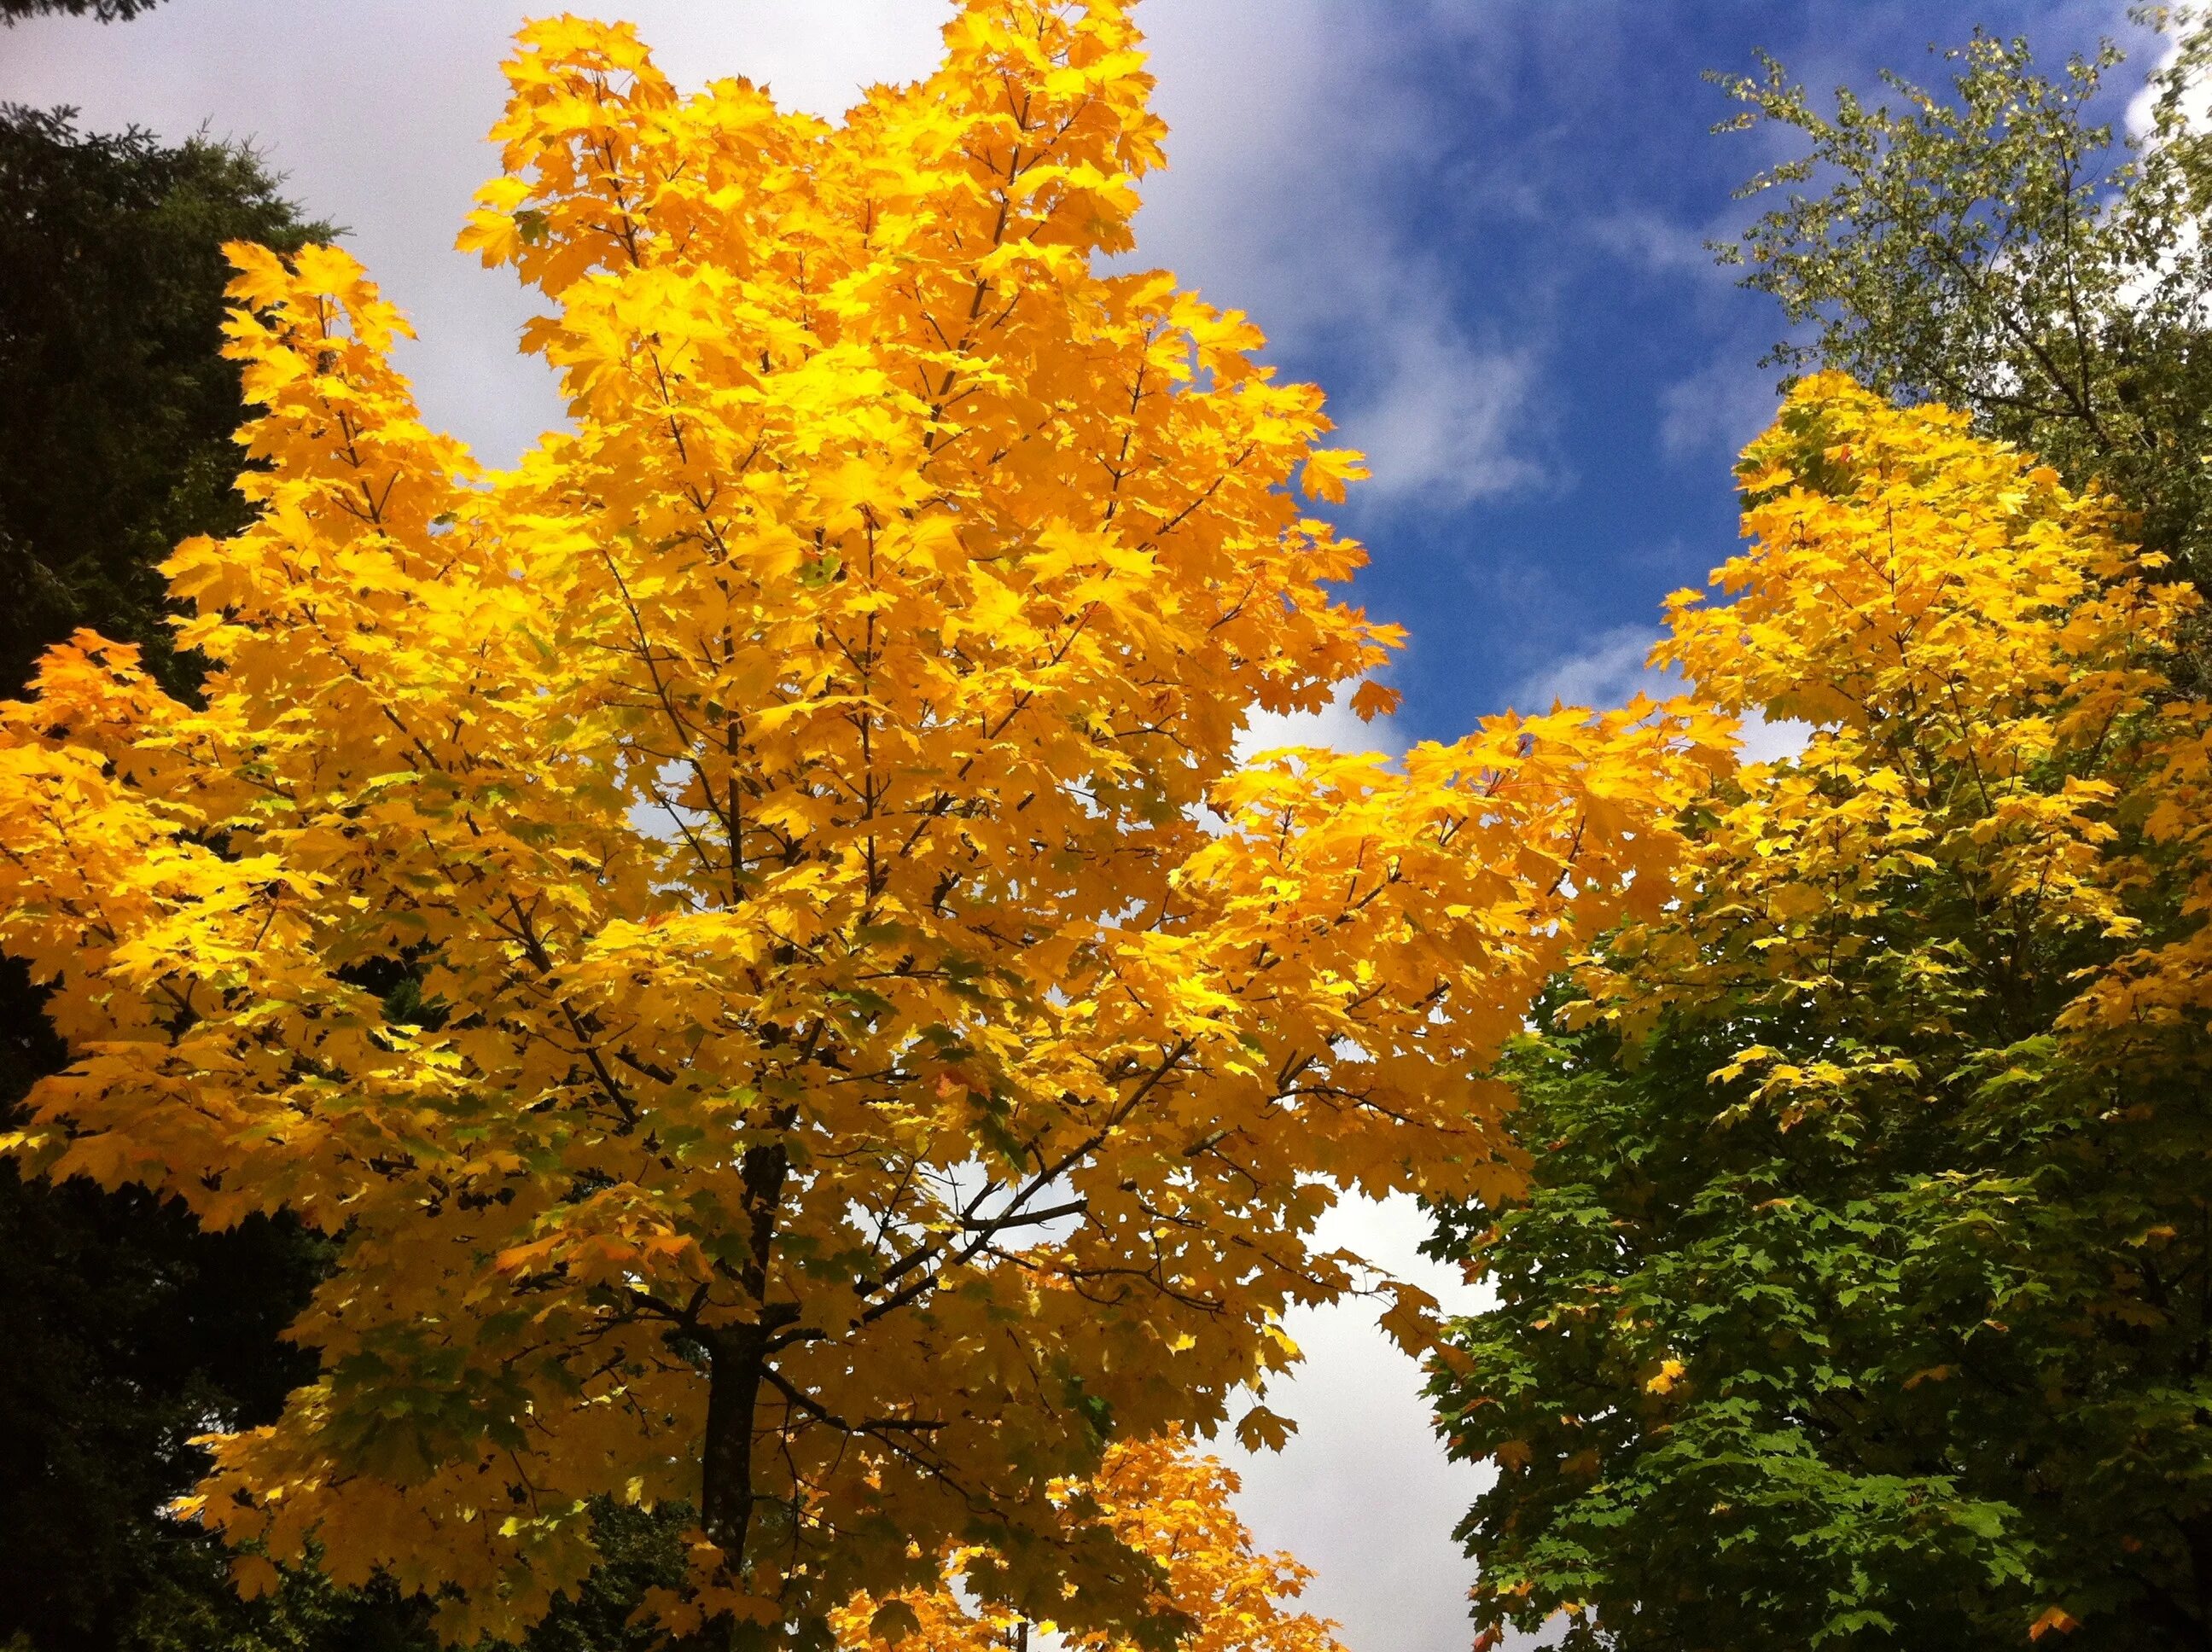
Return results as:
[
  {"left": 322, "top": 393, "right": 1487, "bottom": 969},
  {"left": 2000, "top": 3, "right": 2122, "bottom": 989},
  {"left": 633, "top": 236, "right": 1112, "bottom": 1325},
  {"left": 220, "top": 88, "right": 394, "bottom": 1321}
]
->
[
  {"left": 0, "top": 104, "right": 348, "bottom": 1652},
  {"left": 0, "top": 105, "right": 329, "bottom": 696}
]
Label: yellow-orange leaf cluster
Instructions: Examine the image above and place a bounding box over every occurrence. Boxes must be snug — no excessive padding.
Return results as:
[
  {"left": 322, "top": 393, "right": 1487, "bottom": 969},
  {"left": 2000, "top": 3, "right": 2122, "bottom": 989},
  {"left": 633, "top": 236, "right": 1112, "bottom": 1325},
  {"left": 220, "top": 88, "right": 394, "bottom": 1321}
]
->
[
  {"left": 831, "top": 1432, "right": 1341, "bottom": 1652},
  {"left": 0, "top": 2, "right": 1719, "bottom": 1643},
  {"left": 1580, "top": 372, "right": 2212, "bottom": 1108}
]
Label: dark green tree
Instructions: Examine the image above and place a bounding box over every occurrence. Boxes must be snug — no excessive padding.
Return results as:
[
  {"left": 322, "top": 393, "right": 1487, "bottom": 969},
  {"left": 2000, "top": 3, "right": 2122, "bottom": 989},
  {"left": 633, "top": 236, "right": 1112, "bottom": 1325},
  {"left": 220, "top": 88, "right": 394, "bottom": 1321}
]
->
[
  {"left": 0, "top": 103, "right": 351, "bottom": 1652},
  {"left": 0, "top": 102, "right": 353, "bottom": 1652},
  {"left": 0, "top": 106, "right": 329, "bottom": 696},
  {"left": 0, "top": 102, "right": 698, "bottom": 1652},
  {"left": 0, "top": 108, "right": 438, "bottom": 1652}
]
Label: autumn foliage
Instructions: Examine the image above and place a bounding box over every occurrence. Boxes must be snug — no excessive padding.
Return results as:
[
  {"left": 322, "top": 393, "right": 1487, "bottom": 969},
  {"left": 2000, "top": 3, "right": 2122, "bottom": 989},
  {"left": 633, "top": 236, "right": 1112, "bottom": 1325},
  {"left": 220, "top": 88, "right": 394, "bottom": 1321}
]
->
[
  {"left": 1637, "top": 372, "right": 2209, "bottom": 1053},
  {"left": 0, "top": 2, "right": 1718, "bottom": 1643},
  {"left": 1434, "top": 375, "right": 2212, "bottom": 1647},
  {"left": 832, "top": 1432, "right": 1341, "bottom": 1652}
]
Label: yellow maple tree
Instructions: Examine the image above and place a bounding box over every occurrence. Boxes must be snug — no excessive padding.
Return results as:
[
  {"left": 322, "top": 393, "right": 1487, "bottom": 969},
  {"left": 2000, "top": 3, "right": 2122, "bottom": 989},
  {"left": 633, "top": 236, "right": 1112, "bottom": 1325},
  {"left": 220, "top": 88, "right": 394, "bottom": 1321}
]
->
[
  {"left": 1580, "top": 370, "right": 2212, "bottom": 1085},
  {"left": 832, "top": 1431, "right": 1341, "bottom": 1652},
  {"left": 0, "top": 2, "right": 1721, "bottom": 1643}
]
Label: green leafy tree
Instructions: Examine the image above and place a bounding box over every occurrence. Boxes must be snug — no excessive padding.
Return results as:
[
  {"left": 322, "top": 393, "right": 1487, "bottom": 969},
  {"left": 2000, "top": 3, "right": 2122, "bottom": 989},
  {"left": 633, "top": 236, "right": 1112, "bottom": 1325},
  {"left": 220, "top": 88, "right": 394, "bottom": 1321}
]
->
[
  {"left": 1715, "top": 17, "right": 2212, "bottom": 602},
  {"left": 1430, "top": 378, "right": 2212, "bottom": 1648}
]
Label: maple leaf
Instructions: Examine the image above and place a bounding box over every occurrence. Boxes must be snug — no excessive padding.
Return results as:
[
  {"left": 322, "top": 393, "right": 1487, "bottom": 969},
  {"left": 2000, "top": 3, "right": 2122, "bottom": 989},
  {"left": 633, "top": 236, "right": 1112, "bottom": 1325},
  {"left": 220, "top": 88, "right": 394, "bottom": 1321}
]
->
[
  {"left": 1349, "top": 678, "right": 1400, "bottom": 722},
  {"left": 1644, "top": 1358, "right": 1685, "bottom": 1394},
  {"left": 1233, "top": 1406, "right": 1298, "bottom": 1455},
  {"left": 2029, "top": 1605, "right": 2081, "bottom": 1640}
]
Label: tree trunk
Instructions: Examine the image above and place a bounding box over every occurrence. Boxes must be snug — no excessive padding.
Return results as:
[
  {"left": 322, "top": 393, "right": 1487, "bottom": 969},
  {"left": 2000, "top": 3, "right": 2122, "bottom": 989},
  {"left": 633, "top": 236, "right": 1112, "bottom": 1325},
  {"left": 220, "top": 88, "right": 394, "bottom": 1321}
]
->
[
  {"left": 700, "top": 1134, "right": 794, "bottom": 1573},
  {"left": 701, "top": 1318, "right": 771, "bottom": 1563}
]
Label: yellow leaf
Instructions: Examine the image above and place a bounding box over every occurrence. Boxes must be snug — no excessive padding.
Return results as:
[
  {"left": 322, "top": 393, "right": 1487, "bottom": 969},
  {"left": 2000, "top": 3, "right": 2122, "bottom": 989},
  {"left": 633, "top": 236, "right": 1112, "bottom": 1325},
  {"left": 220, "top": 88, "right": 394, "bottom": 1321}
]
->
[{"left": 1236, "top": 1406, "right": 1299, "bottom": 1453}]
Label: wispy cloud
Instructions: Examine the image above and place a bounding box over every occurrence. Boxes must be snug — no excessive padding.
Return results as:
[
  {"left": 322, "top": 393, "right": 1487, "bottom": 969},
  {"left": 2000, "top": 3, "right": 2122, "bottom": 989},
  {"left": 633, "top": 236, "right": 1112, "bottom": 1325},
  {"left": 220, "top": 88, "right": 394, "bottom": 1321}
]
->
[
  {"left": 1508, "top": 623, "right": 1670, "bottom": 712},
  {"left": 1126, "top": 1, "right": 1560, "bottom": 516},
  {"left": 1506, "top": 624, "right": 1812, "bottom": 761},
  {"left": 1344, "top": 315, "right": 1551, "bottom": 505},
  {"left": 1581, "top": 204, "right": 1732, "bottom": 279},
  {"left": 1657, "top": 348, "right": 1780, "bottom": 462}
]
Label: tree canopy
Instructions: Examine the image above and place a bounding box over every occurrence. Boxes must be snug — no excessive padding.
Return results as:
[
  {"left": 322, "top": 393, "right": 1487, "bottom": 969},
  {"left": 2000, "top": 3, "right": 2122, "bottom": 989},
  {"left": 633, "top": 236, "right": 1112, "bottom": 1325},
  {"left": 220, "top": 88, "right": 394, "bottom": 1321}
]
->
[
  {"left": 1716, "top": 21, "right": 2212, "bottom": 602},
  {"left": 1430, "top": 375, "right": 2212, "bottom": 1648},
  {"left": 1429, "top": 27, "right": 2212, "bottom": 1644},
  {"left": 0, "top": 4, "right": 1719, "bottom": 1646}
]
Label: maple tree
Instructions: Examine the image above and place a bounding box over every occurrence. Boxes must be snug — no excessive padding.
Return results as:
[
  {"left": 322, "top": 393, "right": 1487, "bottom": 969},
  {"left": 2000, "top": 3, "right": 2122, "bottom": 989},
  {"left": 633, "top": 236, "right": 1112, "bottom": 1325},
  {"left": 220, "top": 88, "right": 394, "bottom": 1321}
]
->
[
  {"left": 1430, "top": 375, "right": 2212, "bottom": 1648},
  {"left": 832, "top": 1432, "right": 1340, "bottom": 1652},
  {"left": 0, "top": 3, "right": 1719, "bottom": 1645}
]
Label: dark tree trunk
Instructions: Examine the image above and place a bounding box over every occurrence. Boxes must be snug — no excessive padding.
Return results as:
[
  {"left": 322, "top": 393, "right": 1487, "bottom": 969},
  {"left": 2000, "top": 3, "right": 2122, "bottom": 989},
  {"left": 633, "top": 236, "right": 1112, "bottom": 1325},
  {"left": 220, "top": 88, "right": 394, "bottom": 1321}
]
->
[
  {"left": 698, "top": 1133, "right": 795, "bottom": 1578},
  {"left": 701, "top": 1320, "right": 771, "bottom": 1562}
]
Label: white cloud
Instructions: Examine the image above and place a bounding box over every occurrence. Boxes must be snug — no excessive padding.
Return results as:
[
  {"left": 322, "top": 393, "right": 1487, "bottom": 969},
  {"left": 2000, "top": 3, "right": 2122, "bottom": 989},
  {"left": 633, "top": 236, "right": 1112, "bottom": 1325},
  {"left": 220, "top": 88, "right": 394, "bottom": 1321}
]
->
[
  {"left": 1737, "top": 708, "right": 1813, "bottom": 765},
  {"left": 626, "top": 3, "right": 952, "bottom": 120},
  {"left": 1125, "top": 1, "right": 1557, "bottom": 514},
  {"left": 1657, "top": 351, "right": 1780, "bottom": 463},
  {"left": 1216, "top": 1192, "right": 1493, "bottom": 1652},
  {"left": 1509, "top": 624, "right": 1670, "bottom": 713},
  {"left": 0, "top": 1, "right": 953, "bottom": 468},
  {"left": 1236, "top": 680, "right": 1405, "bottom": 763},
  {"left": 1347, "top": 320, "right": 1551, "bottom": 504}
]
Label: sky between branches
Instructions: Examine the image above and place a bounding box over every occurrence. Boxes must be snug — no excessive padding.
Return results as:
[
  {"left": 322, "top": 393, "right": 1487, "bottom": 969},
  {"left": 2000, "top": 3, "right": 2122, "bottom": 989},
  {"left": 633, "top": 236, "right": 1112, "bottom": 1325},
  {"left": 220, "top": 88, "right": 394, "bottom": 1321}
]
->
[{"left": 0, "top": 3, "right": 2168, "bottom": 1649}]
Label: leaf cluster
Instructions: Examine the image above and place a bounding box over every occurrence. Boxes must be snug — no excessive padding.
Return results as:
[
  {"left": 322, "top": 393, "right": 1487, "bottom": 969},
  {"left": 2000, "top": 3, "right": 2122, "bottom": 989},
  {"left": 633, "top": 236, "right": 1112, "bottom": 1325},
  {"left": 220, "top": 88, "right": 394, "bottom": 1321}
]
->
[
  {"left": 1714, "top": 19, "right": 2212, "bottom": 618},
  {"left": 1431, "top": 378, "right": 2212, "bottom": 1647},
  {"left": 832, "top": 1433, "right": 1342, "bottom": 1652}
]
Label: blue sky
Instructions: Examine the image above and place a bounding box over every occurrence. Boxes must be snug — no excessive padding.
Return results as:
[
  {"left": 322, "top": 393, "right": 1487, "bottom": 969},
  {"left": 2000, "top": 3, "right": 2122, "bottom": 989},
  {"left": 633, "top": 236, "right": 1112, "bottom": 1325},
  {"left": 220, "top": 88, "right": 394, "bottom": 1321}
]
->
[
  {"left": 0, "top": 4, "right": 2167, "bottom": 1649},
  {"left": 1123, "top": 0, "right": 2155, "bottom": 746}
]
